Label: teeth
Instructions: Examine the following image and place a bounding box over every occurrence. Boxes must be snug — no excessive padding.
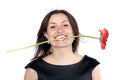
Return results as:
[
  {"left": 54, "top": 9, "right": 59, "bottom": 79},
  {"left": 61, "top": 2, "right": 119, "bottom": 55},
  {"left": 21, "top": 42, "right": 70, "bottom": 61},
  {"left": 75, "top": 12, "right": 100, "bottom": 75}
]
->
[{"left": 56, "top": 36, "right": 66, "bottom": 40}]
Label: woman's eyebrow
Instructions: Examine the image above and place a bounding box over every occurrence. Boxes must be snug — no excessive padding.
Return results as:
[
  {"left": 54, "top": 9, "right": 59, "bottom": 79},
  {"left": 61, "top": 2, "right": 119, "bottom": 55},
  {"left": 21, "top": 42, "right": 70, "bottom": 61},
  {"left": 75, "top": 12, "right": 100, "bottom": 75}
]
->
[
  {"left": 62, "top": 20, "right": 69, "bottom": 23},
  {"left": 48, "top": 22, "right": 56, "bottom": 25},
  {"left": 48, "top": 20, "right": 69, "bottom": 24}
]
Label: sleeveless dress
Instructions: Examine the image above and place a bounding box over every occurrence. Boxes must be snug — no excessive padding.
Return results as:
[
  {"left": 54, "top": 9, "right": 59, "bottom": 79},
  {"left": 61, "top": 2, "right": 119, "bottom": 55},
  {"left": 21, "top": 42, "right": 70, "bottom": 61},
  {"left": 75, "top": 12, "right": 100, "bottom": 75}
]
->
[{"left": 25, "top": 55, "right": 100, "bottom": 80}]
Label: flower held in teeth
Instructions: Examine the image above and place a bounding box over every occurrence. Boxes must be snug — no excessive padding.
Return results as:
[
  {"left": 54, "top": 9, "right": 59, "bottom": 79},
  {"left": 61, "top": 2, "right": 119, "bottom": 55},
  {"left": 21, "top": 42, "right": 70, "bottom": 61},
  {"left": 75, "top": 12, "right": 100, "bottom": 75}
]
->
[{"left": 56, "top": 36, "right": 66, "bottom": 40}]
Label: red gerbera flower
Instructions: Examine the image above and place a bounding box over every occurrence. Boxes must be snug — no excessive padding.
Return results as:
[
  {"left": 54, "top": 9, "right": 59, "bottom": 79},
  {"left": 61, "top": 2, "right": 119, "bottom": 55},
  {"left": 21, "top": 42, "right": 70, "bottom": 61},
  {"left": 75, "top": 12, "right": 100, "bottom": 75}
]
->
[{"left": 99, "top": 28, "right": 109, "bottom": 49}]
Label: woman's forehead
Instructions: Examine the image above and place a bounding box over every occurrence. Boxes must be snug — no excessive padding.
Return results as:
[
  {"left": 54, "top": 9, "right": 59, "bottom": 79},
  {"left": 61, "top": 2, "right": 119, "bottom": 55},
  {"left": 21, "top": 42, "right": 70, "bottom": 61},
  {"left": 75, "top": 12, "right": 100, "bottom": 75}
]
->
[{"left": 48, "top": 13, "right": 69, "bottom": 23}]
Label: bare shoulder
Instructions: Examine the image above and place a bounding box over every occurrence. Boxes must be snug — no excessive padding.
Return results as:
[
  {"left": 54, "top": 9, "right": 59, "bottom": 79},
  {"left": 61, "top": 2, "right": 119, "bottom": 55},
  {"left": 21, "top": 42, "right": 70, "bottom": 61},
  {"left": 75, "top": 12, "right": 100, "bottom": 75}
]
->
[
  {"left": 24, "top": 68, "right": 38, "bottom": 80},
  {"left": 92, "top": 65, "right": 101, "bottom": 80}
]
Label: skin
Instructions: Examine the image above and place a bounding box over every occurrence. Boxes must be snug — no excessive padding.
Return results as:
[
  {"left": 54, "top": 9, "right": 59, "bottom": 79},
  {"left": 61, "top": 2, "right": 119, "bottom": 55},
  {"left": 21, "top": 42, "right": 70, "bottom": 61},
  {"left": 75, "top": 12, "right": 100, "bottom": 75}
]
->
[
  {"left": 24, "top": 13, "right": 101, "bottom": 80},
  {"left": 24, "top": 68, "right": 38, "bottom": 80}
]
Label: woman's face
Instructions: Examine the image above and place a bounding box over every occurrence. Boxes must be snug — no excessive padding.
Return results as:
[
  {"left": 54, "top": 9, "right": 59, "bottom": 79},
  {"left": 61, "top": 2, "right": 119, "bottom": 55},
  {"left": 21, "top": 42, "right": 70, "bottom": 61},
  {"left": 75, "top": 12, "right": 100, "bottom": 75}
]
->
[{"left": 44, "top": 13, "right": 74, "bottom": 48}]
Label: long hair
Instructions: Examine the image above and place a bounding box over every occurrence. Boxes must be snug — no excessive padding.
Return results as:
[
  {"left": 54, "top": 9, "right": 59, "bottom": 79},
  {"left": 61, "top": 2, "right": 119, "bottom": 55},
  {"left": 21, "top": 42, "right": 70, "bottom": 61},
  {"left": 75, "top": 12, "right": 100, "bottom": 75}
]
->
[{"left": 32, "top": 9, "right": 80, "bottom": 60}]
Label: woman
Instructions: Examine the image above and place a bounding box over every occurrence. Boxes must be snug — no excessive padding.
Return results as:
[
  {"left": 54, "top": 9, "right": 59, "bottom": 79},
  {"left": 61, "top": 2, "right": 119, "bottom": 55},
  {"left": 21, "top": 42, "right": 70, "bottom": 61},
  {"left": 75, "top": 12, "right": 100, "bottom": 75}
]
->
[{"left": 24, "top": 9, "right": 101, "bottom": 80}]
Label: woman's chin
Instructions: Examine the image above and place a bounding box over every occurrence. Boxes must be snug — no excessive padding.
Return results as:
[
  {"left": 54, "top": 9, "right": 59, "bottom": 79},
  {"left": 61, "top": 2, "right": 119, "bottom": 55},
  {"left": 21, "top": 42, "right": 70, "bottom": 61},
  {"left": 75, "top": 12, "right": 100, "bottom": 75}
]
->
[{"left": 52, "top": 41, "right": 72, "bottom": 48}]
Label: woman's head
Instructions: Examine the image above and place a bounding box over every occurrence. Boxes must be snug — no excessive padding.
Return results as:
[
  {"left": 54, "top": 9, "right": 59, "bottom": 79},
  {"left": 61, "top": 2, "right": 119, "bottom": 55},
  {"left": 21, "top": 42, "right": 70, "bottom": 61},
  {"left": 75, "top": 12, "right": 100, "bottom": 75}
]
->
[{"left": 33, "top": 9, "right": 80, "bottom": 59}]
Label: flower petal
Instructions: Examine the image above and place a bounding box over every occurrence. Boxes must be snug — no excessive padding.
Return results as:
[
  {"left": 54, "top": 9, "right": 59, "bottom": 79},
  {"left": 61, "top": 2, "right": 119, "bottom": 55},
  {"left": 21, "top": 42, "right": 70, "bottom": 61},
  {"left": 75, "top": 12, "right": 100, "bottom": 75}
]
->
[{"left": 99, "top": 28, "right": 109, "bottom": 49}]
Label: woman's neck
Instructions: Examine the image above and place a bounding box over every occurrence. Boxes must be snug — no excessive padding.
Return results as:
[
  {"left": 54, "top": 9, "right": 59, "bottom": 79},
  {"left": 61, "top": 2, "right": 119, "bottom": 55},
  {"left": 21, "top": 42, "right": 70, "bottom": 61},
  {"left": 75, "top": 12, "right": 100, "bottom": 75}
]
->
[
  {"left": 52, "top": 46, "right": 74, "bottom": 58},
  {"left": 43, "top": 47, "right": 82, "bottom": 65}
]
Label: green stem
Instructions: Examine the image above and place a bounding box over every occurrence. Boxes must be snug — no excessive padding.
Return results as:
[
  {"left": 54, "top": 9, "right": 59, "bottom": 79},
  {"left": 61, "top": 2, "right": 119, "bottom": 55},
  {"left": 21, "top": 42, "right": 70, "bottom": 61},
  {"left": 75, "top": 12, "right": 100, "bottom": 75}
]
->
[
  {"left": 6, "top": 35, "right": 100, "bottom": 53},
  {"left": 67, "top": 34, "right": 100, "bottom": 39}
]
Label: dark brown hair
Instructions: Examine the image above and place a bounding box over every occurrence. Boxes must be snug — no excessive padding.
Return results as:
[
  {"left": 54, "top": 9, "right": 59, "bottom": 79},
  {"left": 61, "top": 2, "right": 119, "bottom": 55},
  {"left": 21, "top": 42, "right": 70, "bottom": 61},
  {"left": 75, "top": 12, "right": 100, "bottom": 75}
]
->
[{"left": 32, "top": 9, "right": 80, "bottom": 60}]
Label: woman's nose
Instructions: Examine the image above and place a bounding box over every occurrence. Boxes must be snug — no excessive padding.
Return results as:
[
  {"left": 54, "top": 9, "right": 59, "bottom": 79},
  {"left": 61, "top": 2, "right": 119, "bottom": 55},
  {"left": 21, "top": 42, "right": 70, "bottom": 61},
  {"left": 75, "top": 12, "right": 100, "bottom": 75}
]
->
[{"left": 56, "top": 26, "right": 64, "bottom": 33}]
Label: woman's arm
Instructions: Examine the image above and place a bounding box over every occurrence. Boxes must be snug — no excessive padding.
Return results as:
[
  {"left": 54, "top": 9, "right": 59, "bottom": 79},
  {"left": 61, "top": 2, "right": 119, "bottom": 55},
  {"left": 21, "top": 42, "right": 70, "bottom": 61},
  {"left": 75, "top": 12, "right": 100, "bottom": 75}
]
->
[
  {"left": 24, "top": 68, "right": 38, "bottom": 80},
  {"left": 92, "top": 65, "right": 101, "bottom": 80}
]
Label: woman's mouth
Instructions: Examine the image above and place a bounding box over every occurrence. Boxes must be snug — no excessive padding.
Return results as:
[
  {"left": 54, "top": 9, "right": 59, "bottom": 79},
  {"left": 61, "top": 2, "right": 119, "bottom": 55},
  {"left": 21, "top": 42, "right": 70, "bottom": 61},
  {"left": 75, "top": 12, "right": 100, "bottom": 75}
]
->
[{"left": 55, "top": 36, "right": 66, "bottom": 41}]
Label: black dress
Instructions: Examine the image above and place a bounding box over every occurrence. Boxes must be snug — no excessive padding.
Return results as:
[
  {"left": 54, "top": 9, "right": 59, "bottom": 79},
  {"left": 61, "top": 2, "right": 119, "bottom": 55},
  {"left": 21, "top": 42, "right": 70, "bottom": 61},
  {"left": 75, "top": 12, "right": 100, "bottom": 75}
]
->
[{"left": 25, "top": 55, "right": 100, "bottom": 80}]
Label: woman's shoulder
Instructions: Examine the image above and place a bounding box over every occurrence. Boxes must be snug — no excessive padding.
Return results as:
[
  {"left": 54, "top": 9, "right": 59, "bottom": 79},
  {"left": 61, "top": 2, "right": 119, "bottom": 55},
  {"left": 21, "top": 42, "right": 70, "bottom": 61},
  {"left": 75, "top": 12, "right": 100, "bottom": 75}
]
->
[
  {"left": 25, "top": 58, "right": 43, "bottom": 69},
  {"left": 83, "top": 55, "right": 100, "bottom": 67}
]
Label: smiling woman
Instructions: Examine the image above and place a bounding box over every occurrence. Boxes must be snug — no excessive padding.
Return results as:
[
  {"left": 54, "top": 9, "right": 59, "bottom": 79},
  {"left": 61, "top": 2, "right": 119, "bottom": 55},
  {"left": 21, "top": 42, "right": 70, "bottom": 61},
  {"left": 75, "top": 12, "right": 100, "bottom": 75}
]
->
[
  {"left": 24, "top": 9, "right": 101, "bottom": 80},
  {"left": 44, "top": 13, "right": 75, "bottom": 48}
]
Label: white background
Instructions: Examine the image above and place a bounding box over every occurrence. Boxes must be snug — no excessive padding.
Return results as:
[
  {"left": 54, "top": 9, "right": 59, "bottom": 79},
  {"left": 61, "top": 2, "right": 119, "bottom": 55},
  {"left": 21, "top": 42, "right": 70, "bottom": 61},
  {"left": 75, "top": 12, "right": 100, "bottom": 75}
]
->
[{"left": 0, "top": 0, "right": 120, "bottom": 80}]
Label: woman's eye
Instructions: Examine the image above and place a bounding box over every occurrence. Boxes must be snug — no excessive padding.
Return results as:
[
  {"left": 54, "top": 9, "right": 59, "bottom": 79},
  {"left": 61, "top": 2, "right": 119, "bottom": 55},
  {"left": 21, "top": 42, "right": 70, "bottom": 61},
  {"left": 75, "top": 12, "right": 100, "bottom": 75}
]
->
[
  {"left": 63, "top": 24, "right": 68, "bottom": 26},
  {"left": 50, "top": 26, "right": 55, "bottom": 28}
]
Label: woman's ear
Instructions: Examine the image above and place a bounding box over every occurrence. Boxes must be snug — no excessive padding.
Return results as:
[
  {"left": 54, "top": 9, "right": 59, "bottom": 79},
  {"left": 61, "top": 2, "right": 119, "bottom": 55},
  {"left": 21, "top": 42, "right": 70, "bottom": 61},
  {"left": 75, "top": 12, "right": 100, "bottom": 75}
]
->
[{"left": 44, "top": 32, "right": 48, "bottom": 39}]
